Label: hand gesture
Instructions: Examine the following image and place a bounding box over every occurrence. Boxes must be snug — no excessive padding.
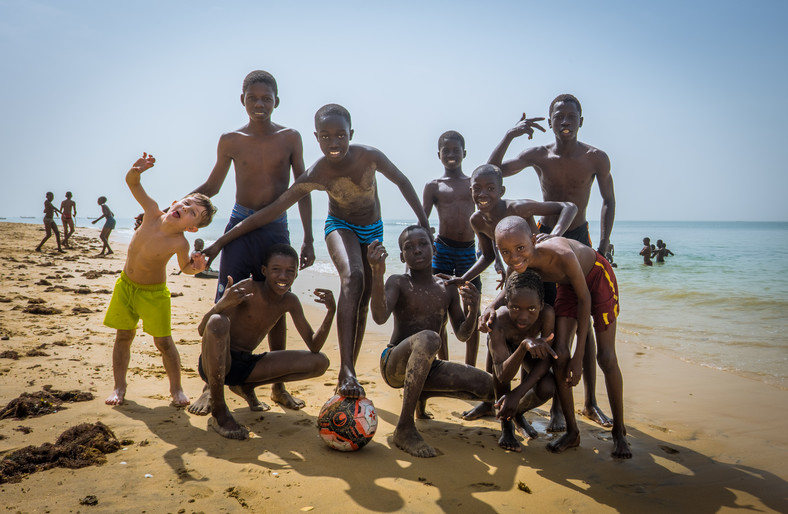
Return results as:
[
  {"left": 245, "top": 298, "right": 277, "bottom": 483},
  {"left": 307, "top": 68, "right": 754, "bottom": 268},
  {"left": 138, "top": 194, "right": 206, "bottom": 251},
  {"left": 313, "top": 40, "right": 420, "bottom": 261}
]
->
[
  {"left": 313, "top": 288, "right": 336, "bottom": 311},
  {"left": 524, "top": 334, "right": 557, "bottom": 360},
  {"left": 202, "top": 242, "right": 221, "bottom": 268},
  {"left": 189, "top": 251, "right": 207, "bottom": 272},
  {"left": 478, "top": 306, "right": 497, "bottom": 333},
  {"left": 458, "top": 281, "right": 480, "bottom": 310},
  {"left": 495, "top": 393, "right": 520, "bottom": 421},
  {"left": 217, "top": 276, "right": 254, "bottom": 310},
  {"left": 366, "top": 240, "right": 388, "bottom": 275},
  {"left": 566, "top": 355, "right": 583, "bottom": 387},
  {"left": 300, "top": 241, "right": 315, "bottom": 270},
  {"left": 508, "top": 113, "right": 547, "bottom": 140},
  {"left": 494, "top": 265, "right": 506, "bottom": 291},
  {"left": 131, "top": 152, "right": 156, "bottom": 173}
]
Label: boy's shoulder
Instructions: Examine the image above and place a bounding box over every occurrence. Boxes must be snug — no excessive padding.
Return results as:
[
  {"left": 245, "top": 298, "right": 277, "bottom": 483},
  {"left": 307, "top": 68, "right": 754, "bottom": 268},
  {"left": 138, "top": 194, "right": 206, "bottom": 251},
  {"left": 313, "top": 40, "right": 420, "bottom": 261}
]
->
[{"left": 221, "top": 122, "right": 301, "bottom": 142}]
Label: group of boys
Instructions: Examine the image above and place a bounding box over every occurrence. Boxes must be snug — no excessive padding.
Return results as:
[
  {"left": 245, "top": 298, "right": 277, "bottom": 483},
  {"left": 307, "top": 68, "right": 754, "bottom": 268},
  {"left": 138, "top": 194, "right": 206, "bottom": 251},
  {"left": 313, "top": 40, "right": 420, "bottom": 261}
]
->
[
  {"left": 35, "top": 191, "right": 119, "bottom": 256},
  {"left": 640, "top": 237, "right": 674, "bottom": 266},
  {"left": 100, "top": 69, "right": 630, "bottom": 460}
]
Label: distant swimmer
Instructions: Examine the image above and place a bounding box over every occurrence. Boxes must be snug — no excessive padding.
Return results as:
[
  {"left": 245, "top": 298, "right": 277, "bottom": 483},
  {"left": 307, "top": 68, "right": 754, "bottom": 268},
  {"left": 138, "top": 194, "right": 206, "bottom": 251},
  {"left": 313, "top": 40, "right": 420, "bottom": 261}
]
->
[
  {"left": 653, "top": 239, "right": 674, "bottom": 263},
  {"left": 640, "top": 237, "right": 654, "bottom": 266}
]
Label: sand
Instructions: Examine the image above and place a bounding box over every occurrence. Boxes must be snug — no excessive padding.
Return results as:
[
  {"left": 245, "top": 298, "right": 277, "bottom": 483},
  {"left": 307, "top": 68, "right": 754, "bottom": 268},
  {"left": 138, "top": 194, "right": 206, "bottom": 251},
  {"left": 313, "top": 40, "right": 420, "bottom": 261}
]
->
[{"left": 0, "top": 221, "right": 786, "bottom": 513}]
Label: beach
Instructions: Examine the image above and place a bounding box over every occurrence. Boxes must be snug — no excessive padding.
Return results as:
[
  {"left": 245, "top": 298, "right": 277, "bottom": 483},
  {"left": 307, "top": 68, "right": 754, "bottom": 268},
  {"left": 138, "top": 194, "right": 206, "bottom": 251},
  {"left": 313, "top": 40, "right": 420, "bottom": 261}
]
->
[{"left": 1, "top": 221, "right": 786, "bottom": 513}]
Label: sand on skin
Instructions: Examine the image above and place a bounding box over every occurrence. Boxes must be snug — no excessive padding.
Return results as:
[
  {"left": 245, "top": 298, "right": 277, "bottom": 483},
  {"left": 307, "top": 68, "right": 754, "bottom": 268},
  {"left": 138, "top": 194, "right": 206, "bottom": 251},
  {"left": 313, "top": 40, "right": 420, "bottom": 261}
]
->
[{"left": 0, "top": 222, "right": 786, "bottom": 512}]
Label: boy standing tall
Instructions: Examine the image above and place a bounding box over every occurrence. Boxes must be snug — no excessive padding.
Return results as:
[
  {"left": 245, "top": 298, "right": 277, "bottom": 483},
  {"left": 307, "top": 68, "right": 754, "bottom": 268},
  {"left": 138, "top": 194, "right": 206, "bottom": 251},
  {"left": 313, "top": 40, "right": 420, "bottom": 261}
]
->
[
  {"left": 488, "top": 95, "right": 616, "bottom": 427},
  {"left": 191, "top": 70, "right": 314, "bottom": 410}
]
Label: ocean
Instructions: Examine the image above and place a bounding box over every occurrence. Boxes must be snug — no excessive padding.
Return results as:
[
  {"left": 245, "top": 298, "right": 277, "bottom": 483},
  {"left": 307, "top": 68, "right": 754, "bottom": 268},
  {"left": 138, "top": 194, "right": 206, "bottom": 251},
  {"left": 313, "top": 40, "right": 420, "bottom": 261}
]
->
[{"left": 8, "top": 216, "right": 788, "bottom": 389}]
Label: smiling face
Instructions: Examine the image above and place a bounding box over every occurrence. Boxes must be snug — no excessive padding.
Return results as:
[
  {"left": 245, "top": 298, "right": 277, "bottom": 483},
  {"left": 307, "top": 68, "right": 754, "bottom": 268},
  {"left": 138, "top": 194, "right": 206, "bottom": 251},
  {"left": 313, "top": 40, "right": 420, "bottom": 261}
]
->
[
  {"left": 315, "top": 114, "right": 353, "bottom": 162},
  {"left": 164, "top": 197, "right": 208, "bottom": 232},
  {"left": 241, "top": 82, "right": 279, "bottom": 123},
  {"left": 438, "top": 138, "right": 465, "bottom": 170},
  {"left": 496, "top": 225, "right": 536, "bottom": 273},
  {"left": 399, "top": 228, "right": 433, "bottom": 270},
  {"left": 261, "top": 254, "right": 298, "bottom": 295},
  {"left": 470, "top": 171, "right": 504, "bottom": 213},
  {"left": 506, "top": 287, "right": 542, "bottom": 330},
  {"left": 548, "top": 100, "right": 583, "bottom": 141}
]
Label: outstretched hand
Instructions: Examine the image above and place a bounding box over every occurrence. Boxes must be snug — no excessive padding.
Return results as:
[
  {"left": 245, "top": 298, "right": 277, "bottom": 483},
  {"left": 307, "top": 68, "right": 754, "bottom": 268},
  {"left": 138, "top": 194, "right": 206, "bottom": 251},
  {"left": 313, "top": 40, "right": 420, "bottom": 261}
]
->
[
  {"left": 202, "top": 242, "right": 221, "bottom": 269},
  {"left": 478, "top": 306, "right": 497, "bottom": 333},
  {"left": 458, "top": 281, "right": 480, "bottom": 309},
  {"left": 366, "top": 240, "right": 388, "bottom": 275},
  {"left": 535, "top": 232, "right": 556, "bottom": 244},
  {"left": 131, "top": 152, "right": 156, "bottom": 173},
  {"left": 524, "top": 333, "right": 557, "bottom": 360},
  {"left": 509, "top": 113, "right": 547, "bottom": 140}
]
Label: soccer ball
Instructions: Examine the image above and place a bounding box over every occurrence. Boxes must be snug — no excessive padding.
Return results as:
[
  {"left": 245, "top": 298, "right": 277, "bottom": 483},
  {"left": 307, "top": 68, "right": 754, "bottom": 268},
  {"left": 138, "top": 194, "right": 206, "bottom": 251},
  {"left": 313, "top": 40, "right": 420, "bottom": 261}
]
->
[{"left": 317, "top": 395, "right": 377, "bottom": 451}]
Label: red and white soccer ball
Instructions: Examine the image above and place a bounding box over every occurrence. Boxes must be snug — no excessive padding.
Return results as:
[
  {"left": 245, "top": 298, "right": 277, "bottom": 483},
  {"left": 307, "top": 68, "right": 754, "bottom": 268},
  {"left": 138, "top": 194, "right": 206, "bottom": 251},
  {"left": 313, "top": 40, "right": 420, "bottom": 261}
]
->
[{"left": 317, "top": 395, "right": 377, "bottom": 451}]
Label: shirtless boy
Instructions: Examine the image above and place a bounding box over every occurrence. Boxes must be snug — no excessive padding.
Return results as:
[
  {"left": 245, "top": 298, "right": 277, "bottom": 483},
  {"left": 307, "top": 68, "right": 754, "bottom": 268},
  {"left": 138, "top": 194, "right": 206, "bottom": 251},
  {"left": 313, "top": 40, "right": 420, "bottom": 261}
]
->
[
  {"left": 495, "top": 216, "right": 630, "bottom": 459},
  {"left": 489, "top": 270, "right": 557, "bottom": 452},
  {"left": 640, "top": 237, "right": 654, "bottom": 266},
  {"left": 103, "top": 153, "right": 216, "bottom": 407},
  {"left": 60, "top": 191, "right": 76, "bottom": 248},
  {"left": 203, "top": 104, "right": 430, "bottom": 399},
  {"left": 191, "top": 244, "right": 334, "bottom": 440},
  {"left": 35, "top": 192, "right": 63, "bottom": 253},
  {"left": 488, "top": 94, "right": 616, "bottom": 427},
  {"left": 191, "top": 70, "right": 314, "bottom": 410},
  {"left": 368, "top": 226, "right": 493, "bottom": 457},
  {"left": 653, "top": 239, "right": 674, "bottom": 262},
  {"left": 92, "top": 196, "right": 116, "bottom": 256},
  {"left": 422, "top": 131, "right": 482, "bottom": 365}
]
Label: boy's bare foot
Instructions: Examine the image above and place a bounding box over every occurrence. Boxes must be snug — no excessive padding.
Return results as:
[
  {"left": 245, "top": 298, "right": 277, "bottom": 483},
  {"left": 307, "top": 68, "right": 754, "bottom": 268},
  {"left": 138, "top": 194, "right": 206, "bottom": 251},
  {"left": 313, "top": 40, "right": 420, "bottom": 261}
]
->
[
  {"left": 336, "top": 374, "right": 365, "bottom": 399},
  {"left": 498, "top": 419, "right": 522, "bottom": 452},
  {"left": 547, "top": 402, "right": 566, "bottom": 432},
  {"left": 107, "top": 250, "right": 114, "bottom": 255},
  {"left": 546, "top": 431, "right": 580, "bottom": 453},
  {"left": 208, "top": 416, "right": 249, "bottom": 440},
  {"left": 105, "top": 389, "right": 125, "bottom": 406},
  {"left": 393, "top": 426, "right": 437, "bottom": 458},
  {"left": 461, "top": 401, "right": 494, "bottom": 421},
  {"left": 271, "top": 383, "right": 304, "bottom": 410},
  {"left": 581, "top": 404, "right": 613, "bottom": 428},
  {"left": 171, "top": 390, "right": 190, "bottom": 407},
  {"left": 35, "top": 247, "right": 41, "bottom": 252},
  {"left": 229, "top": 385, "right": 271, "bottom": 411},
  {"left": 187, "top": 388, "right": 212, "bottom": 415},
  {"left": 612, "top": 432, "right": 632, "bottom": 459},
  {"left": 514, "top": 414, "right": 538, "bottom": 439},
  {"left": 415, "top": 398, "right": 433, "bottom": 419}
]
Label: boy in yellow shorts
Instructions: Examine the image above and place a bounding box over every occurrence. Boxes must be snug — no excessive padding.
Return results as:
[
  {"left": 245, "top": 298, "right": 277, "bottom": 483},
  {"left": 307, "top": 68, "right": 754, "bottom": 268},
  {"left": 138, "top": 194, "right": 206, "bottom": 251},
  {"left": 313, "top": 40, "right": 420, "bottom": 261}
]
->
[{"left": 104, "top": 153, "right": 216, "bottom": 406}]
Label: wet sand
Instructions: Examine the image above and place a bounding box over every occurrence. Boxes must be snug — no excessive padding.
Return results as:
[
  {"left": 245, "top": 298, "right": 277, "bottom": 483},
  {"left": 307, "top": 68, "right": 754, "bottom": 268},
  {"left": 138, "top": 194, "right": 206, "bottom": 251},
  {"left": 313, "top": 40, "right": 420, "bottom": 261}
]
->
[{"left": 0, "top": 222, "right": 786, "bottom": 512}]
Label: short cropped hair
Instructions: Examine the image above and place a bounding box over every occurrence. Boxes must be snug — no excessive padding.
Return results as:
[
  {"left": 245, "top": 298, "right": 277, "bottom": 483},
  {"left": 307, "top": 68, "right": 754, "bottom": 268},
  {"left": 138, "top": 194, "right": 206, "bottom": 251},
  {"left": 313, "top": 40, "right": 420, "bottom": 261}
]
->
[
  {"left": 438, "top": 130, "right": 465, "bottom": 150},
  {"left": 495, "top": 215, "right": 534, "bottom": 240},
  {"left": 315, "top": 103, "right": 352, "bottom": 128},
  {"left": 242, "top": 70, "right": 278, "bottom": 96},
  {"left": 264, "top": 243, "right": 299, "bottom": 265},
  {"left": 182, "top": 192, "right": 217, "bottom": 229},
  {"left": 505, "top": 270, "right": 544, "bottom": 304},
  {"left": 549, "top": 94, "right": 582, "bottom": 117},
  {"left": 471, "top": 164, "right": 503, "bottom": 186},
  {"left": 98, "top": 196, "right": 107, "bottom": 204},
  {"left": 398, "top": 225, "right": 430, "bottom": 250},
  {"left": 65, "top": 191, "right": 72, "bottom": 198}
]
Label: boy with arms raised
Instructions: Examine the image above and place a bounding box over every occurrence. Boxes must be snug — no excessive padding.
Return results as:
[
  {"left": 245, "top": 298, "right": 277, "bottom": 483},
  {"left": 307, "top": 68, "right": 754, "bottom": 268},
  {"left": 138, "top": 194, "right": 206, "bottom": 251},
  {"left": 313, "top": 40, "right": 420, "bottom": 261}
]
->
[
  {"left": 203, "top": 104, "right": 430, "bottom": 399},
  {"left": 193, "top": 244, "right": 334, "bottom": 440},
  {"left": 422, "top": 131, "right": 482, "bottom": 365},
  {"left": 190, "top": 70, "right": 314, "bottom": 410},
  {"left": 367, "top": 226, "right": 493, "bottom": 457},
  {"left": 104, "top": 153, "right": 216, "bottom": 406},
  {"left": 494, "top": 216, "right": 630, "bottom": 459},
  {"left": 488, "top": 95, "right": 616, "bottom": 427}
]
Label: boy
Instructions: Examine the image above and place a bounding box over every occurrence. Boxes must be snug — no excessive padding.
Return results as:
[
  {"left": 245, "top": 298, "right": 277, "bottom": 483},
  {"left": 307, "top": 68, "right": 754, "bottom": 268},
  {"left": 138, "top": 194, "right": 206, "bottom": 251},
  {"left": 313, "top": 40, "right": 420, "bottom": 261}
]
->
[
  {"left": 35, "top": 192, "right": 63, "bottom": 253},
  {"left": 104, "top": 153, "right": 216, "bottom": 407},
  {"left": 489, "top": 270, "right": 557, "bottom": 452},
  {"left": 488, "top": 95, "right": 616, "bottom": 428},
  {"left": 202, "top": 104, "right": 430, "bottom": 399},
  {"left": 494, "top": 216, "right": 630, "bottom": 459},
  {"left": 191, "top": 70, "right": 314, "bottom": 410},
  {"left": 92, "top": 196, "right": 116, "bottom": 256},
  {"left": 640, "top": 237, "right": 654, "bottom": 266},
  {"left": 368, "top": 226, "right": 493, "bottom": 457},
  {"left": 653, "top": 239, "right": 674, "bottom": 262},
  {"left": 190, "top": 244, "right": 334, "bottom": 440},
  {"left": 60, "top": 191, "right": 76, "bottom": 248},
  {"left": 422, "top": 130, "right": 482, "bottom": 365}
]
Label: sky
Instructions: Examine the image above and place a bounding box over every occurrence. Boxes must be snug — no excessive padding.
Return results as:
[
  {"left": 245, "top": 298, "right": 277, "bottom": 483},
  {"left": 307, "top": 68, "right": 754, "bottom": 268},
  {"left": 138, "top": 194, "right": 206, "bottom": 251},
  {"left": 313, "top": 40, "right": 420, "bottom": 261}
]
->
[{"left": 1, "top": 0, "right": 787, "bottom": 223}]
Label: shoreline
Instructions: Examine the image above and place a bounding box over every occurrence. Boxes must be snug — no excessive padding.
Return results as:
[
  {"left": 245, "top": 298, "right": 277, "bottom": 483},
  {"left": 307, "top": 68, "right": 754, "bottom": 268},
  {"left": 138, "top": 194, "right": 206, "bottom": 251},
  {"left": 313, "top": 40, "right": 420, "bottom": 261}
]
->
[{"left": 1, "top": 222, "right": 786, "bottom": 512}]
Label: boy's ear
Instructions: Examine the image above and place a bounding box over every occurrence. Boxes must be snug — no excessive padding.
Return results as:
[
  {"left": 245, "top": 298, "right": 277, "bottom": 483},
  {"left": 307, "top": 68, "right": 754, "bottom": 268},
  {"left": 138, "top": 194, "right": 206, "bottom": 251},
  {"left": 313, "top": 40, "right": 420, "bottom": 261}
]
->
[
  {"left": 547, "top": 117, "right": 553, "bottom": 129},
  {"left": 463, "top": 149, "right": 467, "bottom": 158},
  {"left": 400, "top": 252, "right": 405, "bottom": 263},
  {"left": 314, "top": 131, "right": 319, "bottom": 142},
  {"left": 186, "top": 226, "right": 199, "bottom": 233},
  {"left": 501, "top": 185, "right": 506, "bottom": 196},
  {"left": 240, "top": 93, "right": 246, "bottom": 106},
  {"left": 531, "top": 233, "right": 537, "bottom": 246},
  {"left": 349, "top": 129, "right": 354, "bottom": 141},
  {"left": 578, "top": 116, "right": 584, "bottom": 128},
  {"left": 274, "top": 96, "right": 280, "bottom": 108}
]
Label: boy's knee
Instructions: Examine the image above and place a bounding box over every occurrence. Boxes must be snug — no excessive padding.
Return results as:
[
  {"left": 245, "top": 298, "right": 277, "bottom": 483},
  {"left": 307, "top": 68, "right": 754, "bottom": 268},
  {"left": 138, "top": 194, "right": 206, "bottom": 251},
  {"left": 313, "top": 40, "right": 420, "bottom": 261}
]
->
[
  {"left": 537, "top": 375, "right": 556, "bottom": 400},
  {"left": 314, "top": 352, "right": 330, "bottom": 374},
  {"left": 415, "top": 330, "right": 442, "bottom": 354},
  {"left": 153, "top": 336, "right": 175, "bottom": 352},
  {"left": 341, "top": 269, "right": 365, "bottom": 295},
  {"left": 206, "top": 314, "right": 230, "bottom": 337},
  {"left": 597, "top": 349, "right": 619, "bottom": 373}
]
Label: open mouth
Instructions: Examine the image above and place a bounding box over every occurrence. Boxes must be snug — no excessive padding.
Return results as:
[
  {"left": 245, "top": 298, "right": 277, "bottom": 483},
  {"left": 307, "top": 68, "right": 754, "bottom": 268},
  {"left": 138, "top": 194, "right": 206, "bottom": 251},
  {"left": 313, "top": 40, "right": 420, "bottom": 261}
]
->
[{"left": 173, "top": 211, "right": 180, "bottom": 219}]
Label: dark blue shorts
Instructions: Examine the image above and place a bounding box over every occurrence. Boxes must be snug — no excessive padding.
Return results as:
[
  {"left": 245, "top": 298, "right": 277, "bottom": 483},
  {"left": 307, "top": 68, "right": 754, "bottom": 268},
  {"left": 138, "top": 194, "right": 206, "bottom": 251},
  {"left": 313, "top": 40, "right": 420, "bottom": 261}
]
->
[
  {"left": 198, "top": 350, "right": 267, "bottom": 386},
  {"left": 432, "top": 236, "right": 481, "bottom": 290}
]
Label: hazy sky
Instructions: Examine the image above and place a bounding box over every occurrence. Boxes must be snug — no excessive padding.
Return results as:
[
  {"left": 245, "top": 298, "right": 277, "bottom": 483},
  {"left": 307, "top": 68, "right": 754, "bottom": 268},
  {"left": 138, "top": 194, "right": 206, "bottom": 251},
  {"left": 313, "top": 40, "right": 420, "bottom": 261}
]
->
[{"left": 2, "top": 0, "right": 787, "bottom": 223}]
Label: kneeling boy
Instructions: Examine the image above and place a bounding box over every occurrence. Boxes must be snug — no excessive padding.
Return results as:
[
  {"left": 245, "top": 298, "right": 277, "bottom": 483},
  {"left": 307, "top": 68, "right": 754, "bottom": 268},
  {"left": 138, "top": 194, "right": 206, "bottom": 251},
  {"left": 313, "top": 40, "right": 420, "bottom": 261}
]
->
[
  {"left": 190, "top": 244, "right": 335, "bottom": 440},
  {"left": 368, "top": 226, "right": 494, "bottom": 458}
]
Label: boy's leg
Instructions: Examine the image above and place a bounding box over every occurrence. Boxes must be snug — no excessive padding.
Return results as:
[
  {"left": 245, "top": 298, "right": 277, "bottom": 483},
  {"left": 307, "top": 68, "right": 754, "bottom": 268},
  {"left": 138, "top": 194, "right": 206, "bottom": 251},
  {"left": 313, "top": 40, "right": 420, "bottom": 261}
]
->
[
  {"left": 595, "top": 321, "right": 631, "bottom": 459},
  {"left": 36, "top": 220, "right": 53, "bottom": 251},
  {"left": 581, "top": 329, "right": 613, "bottom": 427},
  {"left": 244, "top": 349, "right": 330, "bottom": 386},
  {"left": 326, "top": 229, "right": 367, "bottom": 398},
  {"left": 153, "top": 335, "right": 189, "bottom": 407},
  {"left": 268, "top": 317, "right": 305, "bottom": 410},
  {"left": 461, "top": 341, "right": 496, "bottom": 420},
  {"left": 547, "top": 316, "right": 581, "bottom": 453},
  {"left": 106, "top": 329, "right": 135, "bottom": 405}
]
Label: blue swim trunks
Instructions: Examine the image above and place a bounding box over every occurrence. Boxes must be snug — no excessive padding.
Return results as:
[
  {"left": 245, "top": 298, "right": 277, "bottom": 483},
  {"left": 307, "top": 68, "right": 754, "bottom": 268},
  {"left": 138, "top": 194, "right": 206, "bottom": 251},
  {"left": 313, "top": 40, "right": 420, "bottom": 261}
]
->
[
  {"left": 432, "top": 235, "right": 481, "bottom": 290},
  {"left": 215, "top": 203, "right": 289, "bottom": 302},
  {"left": 324, "top": 215, "right": 383, "bottom": 245}
]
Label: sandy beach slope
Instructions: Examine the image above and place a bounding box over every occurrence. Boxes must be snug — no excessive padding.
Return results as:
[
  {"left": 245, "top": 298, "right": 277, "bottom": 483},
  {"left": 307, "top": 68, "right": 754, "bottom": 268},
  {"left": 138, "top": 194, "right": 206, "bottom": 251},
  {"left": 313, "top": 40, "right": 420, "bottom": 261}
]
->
[{"left": 0, "top": 222, "right": 786, "bottom": 513}]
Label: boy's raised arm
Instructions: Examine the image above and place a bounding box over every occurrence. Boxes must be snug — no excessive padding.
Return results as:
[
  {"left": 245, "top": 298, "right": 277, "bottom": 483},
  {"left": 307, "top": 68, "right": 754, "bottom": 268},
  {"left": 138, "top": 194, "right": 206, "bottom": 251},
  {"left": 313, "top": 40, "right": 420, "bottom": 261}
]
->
[
  {"left": 368, "top": 241, "right": 397, "bottom": 325},
  {"left": 488, "top": 114, "right": 546, "bottom": 177},
  {"left": 125, "top": 153, "right": 161, "bottom": 216},
  {"left": 290, "top": 289, "right": 336, "bottom": 353}
]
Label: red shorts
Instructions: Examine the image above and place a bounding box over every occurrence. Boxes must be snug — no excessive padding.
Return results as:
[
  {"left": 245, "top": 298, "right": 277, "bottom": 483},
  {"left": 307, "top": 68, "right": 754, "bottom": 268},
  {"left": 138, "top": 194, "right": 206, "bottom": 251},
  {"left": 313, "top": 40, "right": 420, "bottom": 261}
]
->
[{"left": 554, "top": 252, "right": 620, "bottom": 332}]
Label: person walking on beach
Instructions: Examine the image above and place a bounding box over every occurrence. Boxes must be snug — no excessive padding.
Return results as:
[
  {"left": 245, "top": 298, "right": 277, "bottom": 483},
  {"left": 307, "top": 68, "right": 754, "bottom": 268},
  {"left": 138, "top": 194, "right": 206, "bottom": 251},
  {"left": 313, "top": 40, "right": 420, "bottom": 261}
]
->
[
  {"left": 103, "top": 153, "right": 216, "bottom": 407},
  {"left": 189, "top": 70, "right": 314, "bottom": 411},
  {"left": 60, "top": 191, "right": 76, "bottom": 248},
  {"left": 202, "top": 104, "right": 430, "bottom": 399},
  {"left": 92, "top": 196, "right": 116, "bottom": 256},
  {"left": 488, "top": 94, "right": 616, "bottom": 429},
  {"left": 35, "top": 192, "right": 64, "bottom": 253}
]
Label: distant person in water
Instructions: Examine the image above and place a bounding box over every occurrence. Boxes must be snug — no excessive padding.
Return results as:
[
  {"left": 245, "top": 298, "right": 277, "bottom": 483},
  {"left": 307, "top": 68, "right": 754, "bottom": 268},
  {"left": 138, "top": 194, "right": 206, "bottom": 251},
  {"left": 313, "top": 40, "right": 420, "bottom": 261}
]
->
[
  {"left": 92, "top": 196, "right": 116, "bottom": 256},
  {"left": 653, "top": 240, "right": 674, "bottom": 263},
  {"left": 60, "top": 191, "right": 76, "bottom": 248},
  {"left": 35, "top": 192, "right": 64, "bottom": 253},
  {"left": 640, "top": 237, "right": 653, "bottom": 266}
]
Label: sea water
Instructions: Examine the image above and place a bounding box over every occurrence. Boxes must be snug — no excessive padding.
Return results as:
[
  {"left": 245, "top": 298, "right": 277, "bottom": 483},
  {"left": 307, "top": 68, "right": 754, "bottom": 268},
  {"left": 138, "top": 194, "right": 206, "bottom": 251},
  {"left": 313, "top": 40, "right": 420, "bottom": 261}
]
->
[{"left": 9, "top": 217, "right": 788, "bottom": 389}]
